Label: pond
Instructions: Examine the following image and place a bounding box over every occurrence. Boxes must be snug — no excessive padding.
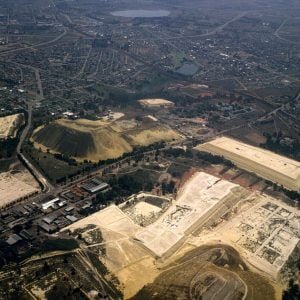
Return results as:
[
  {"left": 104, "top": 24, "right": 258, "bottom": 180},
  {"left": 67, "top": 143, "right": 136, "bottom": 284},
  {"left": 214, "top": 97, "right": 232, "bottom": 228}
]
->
[
  {"left": 176, "top": 62, "right": 199, "bottom": 76},
  {"left": 111, "top": 9, "right": 170, "bottom": 18}
]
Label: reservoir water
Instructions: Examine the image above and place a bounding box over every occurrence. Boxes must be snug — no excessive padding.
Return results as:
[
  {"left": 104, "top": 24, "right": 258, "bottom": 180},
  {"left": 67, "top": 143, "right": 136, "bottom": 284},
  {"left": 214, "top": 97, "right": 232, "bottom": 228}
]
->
[{"left": 176, "top": 62, "right": 199, "bottom": 76}]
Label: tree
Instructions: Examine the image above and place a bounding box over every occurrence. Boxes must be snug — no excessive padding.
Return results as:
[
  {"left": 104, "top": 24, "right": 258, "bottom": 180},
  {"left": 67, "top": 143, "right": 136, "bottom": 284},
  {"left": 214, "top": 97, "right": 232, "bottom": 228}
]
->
[{"left": 282, "top": 279, "right": 300, "bottom": 300}]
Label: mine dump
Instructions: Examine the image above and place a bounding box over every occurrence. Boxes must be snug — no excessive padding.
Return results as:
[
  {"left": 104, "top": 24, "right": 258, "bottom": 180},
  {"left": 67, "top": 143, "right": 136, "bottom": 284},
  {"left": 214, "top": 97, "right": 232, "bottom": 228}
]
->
[
  {"left": 135, "top": 172, "right": 247, "bottom": 257},
  {"left": 59, "top": 169, "right": 298, "bottom": 297},
  {"left": 0, "top": 172, "right": 39, "bottom": 208},
  {"left": 31, "top": 117, "right": 180, "bottom": 161},
  {"left": 218, "top": 194, "right": 300, "bottom": 278},
  {"left": 138, "top": 98, "right": 175, "bottom": 109},
  {"left": 0, "top": 113, "right": 24, "bottom": 139},
  {"left": 63, "top": 204, "right": 156, "bottom": 298},
  {"left": 196, "top": 136, "right": 300, "bottom": 191},
  {"left": 122, "top": 193, "right": 170, "bottom": 226},
  {"left": 64, "top": 204, "right": 140, "bottom": 238}
]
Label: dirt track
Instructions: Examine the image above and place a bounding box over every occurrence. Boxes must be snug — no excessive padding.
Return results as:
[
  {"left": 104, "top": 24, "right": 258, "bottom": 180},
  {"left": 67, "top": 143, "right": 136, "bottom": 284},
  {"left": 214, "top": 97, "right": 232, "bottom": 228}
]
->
[{"left": 132, "top": 244, "right": 276, "bottom": 300}]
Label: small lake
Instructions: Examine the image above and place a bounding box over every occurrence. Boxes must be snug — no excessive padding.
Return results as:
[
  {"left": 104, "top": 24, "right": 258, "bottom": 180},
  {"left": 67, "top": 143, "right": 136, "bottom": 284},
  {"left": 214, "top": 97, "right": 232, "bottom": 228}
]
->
[
  {"left": 111, "top": 9, "right": 170, "bottom": 18},
  {"left": 176, "top": 62, "right": 199, "bottom": 76}
]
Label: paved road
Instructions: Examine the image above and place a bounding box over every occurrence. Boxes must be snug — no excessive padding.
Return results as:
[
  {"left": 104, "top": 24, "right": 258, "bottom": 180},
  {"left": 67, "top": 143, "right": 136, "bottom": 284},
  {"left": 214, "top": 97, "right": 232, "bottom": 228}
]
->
[
  {"left": 16, "top": 100, "right": 54, "bottom": 193},
  {"left": 256, "top": 89, "right": 300, "bottom": 123},
  {"left": 134, "top": 12, "right": 247, "bottom": 41},
  {"left": 0, "top": 28, "right": 67, "bottom": 56}
]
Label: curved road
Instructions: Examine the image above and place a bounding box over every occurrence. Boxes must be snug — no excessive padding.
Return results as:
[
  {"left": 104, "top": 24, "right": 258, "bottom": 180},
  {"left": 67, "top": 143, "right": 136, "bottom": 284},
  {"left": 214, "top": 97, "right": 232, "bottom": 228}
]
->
[{"left": 16, "top": 100, "right": 54, "bottom": 193}]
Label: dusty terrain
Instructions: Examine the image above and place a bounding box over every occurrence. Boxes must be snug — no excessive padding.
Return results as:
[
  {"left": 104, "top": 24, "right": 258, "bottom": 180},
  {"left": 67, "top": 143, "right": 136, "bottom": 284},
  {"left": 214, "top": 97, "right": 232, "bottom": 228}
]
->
[
  {"left": 63, "top": 205, "right": 159, "bottom": 299},
  {"left": 0, "top": 113, "right": 24, "bottom": 139},
  {"left": 138, "top": 98, "right": 174, "bottom": 108},
  {"left": 0, "top": 171, "right": 39, "bottom": 207},
  {"left": 132, "top": 244, "right": 276, "bottom": 300},
  {"left": 196, "top": 136, "right": 300, "bottom": 191},
  {"left": 60, "top": 173, "right": 295, "bottom": 300},
  {"left": 135, "top": 172, "right": 246, "bottom": 257},
  {"left": 208, "top": 193, "right": 300, "bottom": 278}
]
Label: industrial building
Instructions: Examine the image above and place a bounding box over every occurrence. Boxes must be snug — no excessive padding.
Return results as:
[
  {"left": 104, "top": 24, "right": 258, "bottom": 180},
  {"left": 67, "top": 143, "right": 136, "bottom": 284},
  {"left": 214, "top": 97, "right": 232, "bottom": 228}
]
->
[
  {"left": 81, "top": 177, "right": 109, "bottom": 194},
  {"left": 41, "top": 197, "right": 66, "bottom": 210}
]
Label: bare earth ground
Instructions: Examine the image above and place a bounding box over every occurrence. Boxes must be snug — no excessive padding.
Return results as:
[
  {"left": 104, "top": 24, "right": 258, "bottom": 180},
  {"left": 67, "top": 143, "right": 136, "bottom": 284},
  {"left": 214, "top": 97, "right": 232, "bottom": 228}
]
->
[
  {"left": 132, "top": 244, "right": 276, "bottom": 300},
  {"left": 0, "top": 113, "right": 24, "bottom": 139},
  {"left": 196, "top": 136, "right": 300, "bottom": 191},
  {"left": 63, "top": 205, "right": 159, "bottom": 298},
  {"left": 61, "top": 177, "right": 294, "bottom": 299},
  {"left": 138, "top": 98, "right": 174, "bottom": 107},
  {"left": 0, "top": 171, "right": 39, "bottom": 207},
  {"left": 135, "top": 172, "right": 244, "bottom": 257}
]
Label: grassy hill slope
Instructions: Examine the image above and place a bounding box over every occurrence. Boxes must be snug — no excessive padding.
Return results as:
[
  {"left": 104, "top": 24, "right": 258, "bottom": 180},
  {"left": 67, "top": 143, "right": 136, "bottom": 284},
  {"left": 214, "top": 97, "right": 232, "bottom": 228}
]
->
[{"left": 31, "top": 118, "right": 180, "bottom": 161}]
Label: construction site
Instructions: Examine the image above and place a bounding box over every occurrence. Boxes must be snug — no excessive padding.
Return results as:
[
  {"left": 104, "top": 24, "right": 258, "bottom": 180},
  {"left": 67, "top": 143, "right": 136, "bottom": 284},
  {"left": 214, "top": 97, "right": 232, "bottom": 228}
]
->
[
  {"left": 59, "top": 161, "right": 300, "bottom": 299},
  {"left": 0, "top": 171, "right": 39, "bottom": 208},
  {"left": 134, "top": 172, "right": 247, "bottom": 257},
  {"left": 138, "top": 98, "right": 175, "bottom": 109},
  {"left": 196, "top": 136, "right": 300, "bottom": 191},
  {"left": 122, "top": 193, "right": 170, "bottom": 226},
  {"left": 212, "top": 193, "right": 300, "bottom": 279}
]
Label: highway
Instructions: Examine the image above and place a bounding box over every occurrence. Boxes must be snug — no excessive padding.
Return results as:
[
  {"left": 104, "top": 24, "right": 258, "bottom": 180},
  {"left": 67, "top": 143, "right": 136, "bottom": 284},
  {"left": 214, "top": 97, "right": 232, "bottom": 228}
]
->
[
  {"left": 255, "top": 88, "right": 300, "bottom": 123},
  {"left": 0, "top": 27, "right": 68, "bottom": 56}
]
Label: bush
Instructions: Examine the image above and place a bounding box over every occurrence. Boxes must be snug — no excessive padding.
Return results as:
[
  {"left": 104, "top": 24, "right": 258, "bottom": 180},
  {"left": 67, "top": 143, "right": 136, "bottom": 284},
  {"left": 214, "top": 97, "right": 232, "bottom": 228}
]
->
[{"left": 41, "top": 239, "right": 79, "bottom": 252}]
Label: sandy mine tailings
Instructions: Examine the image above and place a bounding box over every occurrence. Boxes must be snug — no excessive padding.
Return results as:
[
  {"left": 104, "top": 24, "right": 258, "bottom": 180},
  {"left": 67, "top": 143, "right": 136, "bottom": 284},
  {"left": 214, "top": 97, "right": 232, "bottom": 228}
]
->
[
  {"left": 215, "top": 193, "right": 300, "bottom": 279},
  {"left": 138, "top": 98, "right": 174, "bottom": 109},
  {"left": 0, "top": 113, "right": 24, "bottom": 139},
  {"left": 63, "top": 205, "right": 159, "bottom": 299},
  {"left": 0, "top": 172, "right": 39, "bottom": 208},
  {"left": 132, "top": 244, "right": 276, "bottom": 300},
  {"left": 31, "top": 118, "right": 180, "bottom": 162},
  {"left": 196, "top": 136, "right": 300, "bottom": 191},
  {"left": 134, "top": 172, "right": 246, "bottom": 258}
]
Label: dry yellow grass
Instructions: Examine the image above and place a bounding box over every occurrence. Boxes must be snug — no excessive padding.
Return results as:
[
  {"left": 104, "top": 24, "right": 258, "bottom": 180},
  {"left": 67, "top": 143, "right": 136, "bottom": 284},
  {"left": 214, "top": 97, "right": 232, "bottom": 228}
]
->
[
  {"left": 127, "top": 125, "right": 180, "bottom": 147},
  {"left": 31, "top": 118, "right": 181, "bottom": 162}
]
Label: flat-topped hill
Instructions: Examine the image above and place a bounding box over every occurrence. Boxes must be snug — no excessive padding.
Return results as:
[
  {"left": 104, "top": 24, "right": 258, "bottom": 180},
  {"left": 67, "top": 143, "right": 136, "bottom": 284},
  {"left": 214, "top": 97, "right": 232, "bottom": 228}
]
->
[
  {"left": 195, "top": 136, "right": 300, "bottom": 191},
  {"left": 31, "top": 118, "right": 180, "bottom": 162}
]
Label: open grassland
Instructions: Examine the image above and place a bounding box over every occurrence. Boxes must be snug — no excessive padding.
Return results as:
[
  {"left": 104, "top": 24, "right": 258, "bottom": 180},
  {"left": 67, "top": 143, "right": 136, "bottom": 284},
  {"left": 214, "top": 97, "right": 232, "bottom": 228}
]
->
[{"left": 31, "top": 118, "right": 180, "bottom": 162}]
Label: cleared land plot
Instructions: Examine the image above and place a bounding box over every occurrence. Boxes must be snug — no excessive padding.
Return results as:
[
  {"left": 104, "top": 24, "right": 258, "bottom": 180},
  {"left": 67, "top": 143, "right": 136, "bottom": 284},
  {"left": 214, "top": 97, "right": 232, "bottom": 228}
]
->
[
  {"left": 133, "top": 244, "right": 275, "bottom": 300},
  {"left": 135, "top": 172, "right": 244, "bottom": 257},
  {"left": 31, "top": 118, "right": 180, "bottom": 161},
  {"left": 64, "top": 205, "right": 140, "bottom": 237},
  {"left": 134, "top": 202, "right": 162, "bottom": 217},
  {"left": 63, "top": 205, "right": 158, "bottom": 299},
  {"left": 123, "top": 193, "right": 170, "bottom": 226},
  {"left": 0, "top": 113, "right": 24, "bottom": 139},
  {"left": 138, "top": 98, "right": 174, "bottom": 108},
  {"left": 196, "top": 136, "right": 300, "bottom": 191},
  {"left": 218, "top": 194, "right": 299, "bottom": 277},
  {"left": 0, "top": 172, "right": 39, "bottom": 207}
]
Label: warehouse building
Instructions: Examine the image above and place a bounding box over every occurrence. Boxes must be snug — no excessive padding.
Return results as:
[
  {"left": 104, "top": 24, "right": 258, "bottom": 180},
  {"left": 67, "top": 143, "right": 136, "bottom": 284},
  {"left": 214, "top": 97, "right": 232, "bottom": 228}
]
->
[{"left": 81, "top": 177, "right": 109, "bottom": 194}]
